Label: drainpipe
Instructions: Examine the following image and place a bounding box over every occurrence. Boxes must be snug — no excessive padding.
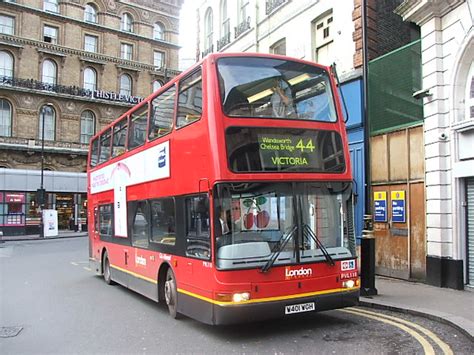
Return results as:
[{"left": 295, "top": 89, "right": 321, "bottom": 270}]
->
[
  {"left": 254, "top": 1, "right": 259, "bottom": 52},
  {"left": 360, "top": 0, "right": 377, "bottom": 296},
  {"left": 362, "top": 0, "right": 371, "bottom": 217}
]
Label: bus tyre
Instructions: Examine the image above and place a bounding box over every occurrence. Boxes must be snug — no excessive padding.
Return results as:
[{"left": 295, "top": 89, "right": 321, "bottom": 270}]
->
[
  {"left": 103, "top": 252, "right": 114, "bottom": 285},
  {"left": 164, "top": 268, "right": 180, "bottom": 319}
]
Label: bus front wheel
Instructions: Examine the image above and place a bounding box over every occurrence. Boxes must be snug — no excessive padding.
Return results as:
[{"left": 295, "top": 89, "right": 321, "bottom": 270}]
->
[
  {"left": 103, "top": 252, "right": 115, "bottom": 285},
  {"left": 164, "top": 268, "right": 180, "bottom": 319}
]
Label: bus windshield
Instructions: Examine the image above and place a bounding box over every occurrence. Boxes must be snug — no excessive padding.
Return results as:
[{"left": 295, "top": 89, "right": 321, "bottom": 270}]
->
[
  {"left": 217, "top": 56, "right": 337, "bottom": 121},
  {"left": 214, "top": 182, "right": 355, "bottom": 270}
]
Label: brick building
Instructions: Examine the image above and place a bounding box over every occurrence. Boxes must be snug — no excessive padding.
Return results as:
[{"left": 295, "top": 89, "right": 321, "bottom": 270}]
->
[{"left": 0, "top": 0, "right": 182, "bottom": 235}]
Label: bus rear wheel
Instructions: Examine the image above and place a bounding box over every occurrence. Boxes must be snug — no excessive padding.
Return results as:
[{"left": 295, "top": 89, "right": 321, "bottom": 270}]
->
[
  {"left": 164, "top": 268, "right": 180, "bottom": 319},
  {"left": 103, "top": 252, "right": 114, "bottom": 285}
]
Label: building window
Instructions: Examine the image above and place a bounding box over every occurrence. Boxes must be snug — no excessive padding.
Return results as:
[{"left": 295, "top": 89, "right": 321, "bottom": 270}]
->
[
  {"left": 119, "top": 74, "right": 132, "bottom": 96},
  {"left": 44, "top": 0, "right": 59, "bottom": 13},
  {"left": 239, "top": 0, "right": 249, "bottom": 24},
  {"left": 0, "top": 15, "right": 14, "bottom": 35},
  {"left": 220, "top": 0, "right": 229, "bottom": 40},
  {"left": 43, "top": 25, "right": 58, "bottom": 44},
  {"left": 121, "top": 13, "right": 133, "bottom": 32},
  {"left": 42, "top": 59, "right": 57, "bottom": 85},
  {"left": 154, "top": 22, "right": 164, "bottom": 40},
  {"left": 0, "top": 99, "right": 12, "bottom": 137},
  {"left": 312, "top": 12, "right": 334, "bottom": 65},
  {"left": 204, "top": 8, "right": 213, "bottom": 52},
  {"left": 39, "top": 105, "right": 55, "bottom": 141},
  {"left": 84, "top": 3, "right": 98, "bottom": 23},
  {"left": 154, "top": 51, "right": 164, "bottom": 69},
  {"left": 153, "top": 80, "right": 163, "bottom": 92},
  {"left": 80, "top": 110, "right": 95, "bottom": 144},
  {"left": 83, "top": 67, "right": 97, "bottom": 91},
  {"left": 270, "top": 38, "right": 286, "bottom": 55},
  {"left": 0, "top": 51, "right": 14, "bottom": 78},
  {"left": 121, "top": 43, "right": 133, "bottom": 60},
  {"left": 84, "top": 34, "right": 98, "bottom": 53}
]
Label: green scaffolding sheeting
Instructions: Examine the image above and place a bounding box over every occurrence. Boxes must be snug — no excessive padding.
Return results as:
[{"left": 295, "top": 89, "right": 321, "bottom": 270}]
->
[{"left": 368, "top": 40, "right": 423, "bottom": 135}]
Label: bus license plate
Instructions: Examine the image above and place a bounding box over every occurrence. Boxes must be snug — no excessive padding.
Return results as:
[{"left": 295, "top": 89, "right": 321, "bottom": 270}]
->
[{"left": 285, "top": 302, "right": 315, "bottom": 314}]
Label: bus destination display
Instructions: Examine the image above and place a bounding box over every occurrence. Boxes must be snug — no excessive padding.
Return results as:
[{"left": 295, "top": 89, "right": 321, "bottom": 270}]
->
[{"left": 226, "top": 127, "right": 345, "bottom": 173}]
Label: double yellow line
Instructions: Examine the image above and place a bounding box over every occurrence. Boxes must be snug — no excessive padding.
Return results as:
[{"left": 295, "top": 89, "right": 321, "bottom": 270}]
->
[{"left": 340, "top": 307, "right": 453, "bottom": 355}]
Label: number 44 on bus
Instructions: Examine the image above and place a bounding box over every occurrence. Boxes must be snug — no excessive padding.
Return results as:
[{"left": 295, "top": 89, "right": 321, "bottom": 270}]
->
[{"left": 87, "top": 52, "right": 359, "bottom": 325}]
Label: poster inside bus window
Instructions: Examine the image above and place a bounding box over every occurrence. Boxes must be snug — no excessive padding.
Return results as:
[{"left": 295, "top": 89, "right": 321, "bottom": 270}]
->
[
  {"left": 234, "top": 194, "right": 281, "bottom": 231},
  {"left": 226, "top": 127, "right": 345, "bottom": 173}
]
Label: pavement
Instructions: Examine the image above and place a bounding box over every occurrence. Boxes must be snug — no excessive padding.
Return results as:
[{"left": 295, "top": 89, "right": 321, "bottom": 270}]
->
[
  {"left": 360, "top": 276, "right": 474, "bottom": 341},
  {"left": 0, "top": 230, "right": 88, "bottom": 242},
  {"left": 1, "top": 231, "right": 473, "bottom": 340}
]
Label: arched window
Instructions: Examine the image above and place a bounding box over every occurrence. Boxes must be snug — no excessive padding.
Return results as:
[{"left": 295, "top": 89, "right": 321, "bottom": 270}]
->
[
  {"left": 0, "top": 99, "right": 12, "bottom": 137},
  {"left": 121, "top": 13, "right": 133, "bottom": 32},
  {"left": 44, "top": 0, "right": 59, "bottom": 13},
  {"left": 84, "top": 67, "right": 97, "bottom": 91},
  {"left": 220, "top": 0, "right": 229, "bottom": 39},
  {"left": 154, "top": 22, "right": 164, "bottom": 40},
  {"left": 39, "top": 105, "right": 55, "bottom": 141},
  {"left": 204, "top": 8, "right": 213, "bottom": 52},
  {"left": 80, "top": 110, "right": 95, "bottom": 144},
  {"left": 0, "top": 51, "right": 14, "bottom": 78},
  {"left": 84, "top": 3, "right": 98, "bottom": 23},
  {"left": 467, "top": 62, "right": 474, "bottom": 120},
  {"left": 120, "top": 74, "right": 132, "bottom": 96},
  {"left": 42, "top": 59, "right": 57, "bottom": 85}
]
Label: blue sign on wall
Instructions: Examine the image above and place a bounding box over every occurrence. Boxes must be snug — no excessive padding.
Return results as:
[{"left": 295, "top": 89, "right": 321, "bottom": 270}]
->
[
  {"left": 391, "top": 191, "right": 406, "bottom": 223},
  {"left": 374, "top": 191, "right": 387, "bottom": 222}
]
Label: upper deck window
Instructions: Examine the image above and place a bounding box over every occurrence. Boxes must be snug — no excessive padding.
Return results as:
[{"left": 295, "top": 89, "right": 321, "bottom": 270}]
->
[
  {"left": 98, "top": 128, "right": 112, "bottom": 164},
  {"left": 128, "top": 106, "right": 148, "bottom": 150},
  {"left": 217, "top": 57, "right": 337, "bottom": 122},
  {"left": 177, "top": 70, "right": 202, "bottom": 128}
]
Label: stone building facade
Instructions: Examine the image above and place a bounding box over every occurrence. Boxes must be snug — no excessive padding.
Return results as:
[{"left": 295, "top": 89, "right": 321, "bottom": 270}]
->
[
  {"left": 397, "top": 0, "right": 474, "bottom": 289},
  {"left": 0, "top": 0, "right": 182, "bottom": 235}
]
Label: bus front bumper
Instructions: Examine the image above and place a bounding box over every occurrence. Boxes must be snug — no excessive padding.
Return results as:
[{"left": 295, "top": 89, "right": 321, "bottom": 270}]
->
[{"left": 210, "top": 288, "right": 359, "bottom": 325}]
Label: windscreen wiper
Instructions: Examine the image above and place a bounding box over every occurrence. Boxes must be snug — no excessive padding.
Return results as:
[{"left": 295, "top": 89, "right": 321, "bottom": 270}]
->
[
  {"left": 261, "top": 225, "right": 298, "bottom": 273},
  {"left": 302, "top": 224, "right": 335, "bottom": 266}
]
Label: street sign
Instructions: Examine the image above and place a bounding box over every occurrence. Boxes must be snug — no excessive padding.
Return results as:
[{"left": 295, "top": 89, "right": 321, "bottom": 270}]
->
[
  {"left": 374, "top": 191, "right": 387, "bottom": 222},
  {"left": 391, "top": 190, "right": 406, "bottom": 223}
]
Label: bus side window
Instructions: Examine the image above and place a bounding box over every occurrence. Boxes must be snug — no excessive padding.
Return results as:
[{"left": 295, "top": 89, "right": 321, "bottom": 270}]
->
[
  {"left": 149, "top": 86, "right": 176, "bottom": 140},
  {"left": 176, "top": 70, "right": 202, "bottom": 128},
  {"left": 185, "top": 194, "right": 210, "bottom": 260},
  {"left": 90, "top": 138, "right": 99, "bottom": 167},
  {"left": 98, "top": 128, "right": 112, "bottom": 164},
  {"left": 128, "top": 200, "right": 150, "bottom": 249},
  {"left": 150, "top": 198, "right": 176, "bottom": 245},
  {"left": 99, "top": 204, "right": 113, "bottom": 239},
  {"left": 112, "top": 117, "right": 128, "bottom": 157},
  {"left": 128, "top": 105, "right": 148, "bottom": 150}
]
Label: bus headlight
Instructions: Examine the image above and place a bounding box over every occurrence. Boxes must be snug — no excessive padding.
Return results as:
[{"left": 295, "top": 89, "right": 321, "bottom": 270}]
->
[
  {"left": 342, "top": 280, "right": 355, "bottom": 288},
  {"left": 232, "top": 292, "right": 250, "bottom": 303},
  {"left": 215, "top": 292, "right": 251, "bottom": 303}
]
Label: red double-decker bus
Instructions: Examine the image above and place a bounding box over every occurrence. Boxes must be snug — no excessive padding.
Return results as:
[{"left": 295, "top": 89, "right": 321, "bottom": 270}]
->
[{"left": 88, "top": 53, "right": 359, "bottom": 325}]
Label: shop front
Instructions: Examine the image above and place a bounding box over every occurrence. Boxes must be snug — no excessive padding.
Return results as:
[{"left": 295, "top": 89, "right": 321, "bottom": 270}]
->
[{"left": 0, "top": 169, "right": 87, "bottom": 237}]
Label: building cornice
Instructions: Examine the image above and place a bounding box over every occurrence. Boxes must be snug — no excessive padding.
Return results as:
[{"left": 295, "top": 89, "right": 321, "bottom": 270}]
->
[
  {"left": 2, "top": 1, "right": 181, "bottom": 46},
  {"left": 395, "top": 0, "right": 465, "bottom": 25},
  {"left": 0, "top": 34, "right": 180, "bottom": 76}
]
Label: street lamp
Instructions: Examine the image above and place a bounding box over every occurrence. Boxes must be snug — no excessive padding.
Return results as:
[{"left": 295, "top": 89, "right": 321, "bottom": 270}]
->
[{"left": 38, "top": 103, "right": 53, "bottom": 238}]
